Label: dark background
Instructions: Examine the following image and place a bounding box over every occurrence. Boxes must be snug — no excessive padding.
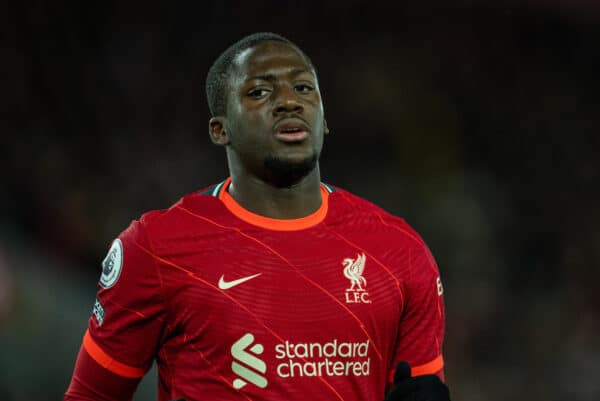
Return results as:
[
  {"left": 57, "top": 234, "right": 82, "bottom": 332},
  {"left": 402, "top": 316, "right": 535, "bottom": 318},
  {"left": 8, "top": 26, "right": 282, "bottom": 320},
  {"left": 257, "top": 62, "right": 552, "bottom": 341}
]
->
[{"left": 1, "top": 1, "right": 599, "bottom": 400}]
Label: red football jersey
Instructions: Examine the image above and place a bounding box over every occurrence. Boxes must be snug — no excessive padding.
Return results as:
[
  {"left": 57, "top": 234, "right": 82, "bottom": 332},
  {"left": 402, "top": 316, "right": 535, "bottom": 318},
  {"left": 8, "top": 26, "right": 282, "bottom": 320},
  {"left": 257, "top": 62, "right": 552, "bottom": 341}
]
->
[{"left": 83, "top": 177, "right": 445, "bottom": 401}]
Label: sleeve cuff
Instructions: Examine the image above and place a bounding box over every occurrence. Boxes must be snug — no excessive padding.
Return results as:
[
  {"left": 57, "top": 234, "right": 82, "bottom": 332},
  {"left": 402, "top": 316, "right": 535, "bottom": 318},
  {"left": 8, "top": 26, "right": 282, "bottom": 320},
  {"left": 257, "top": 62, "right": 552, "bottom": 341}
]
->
[
  {"left": 83, "top": 329, "right": 146, "bottom": 378},
  {"left": 389, "top": 354, "right": 444, "bottom": 382}
]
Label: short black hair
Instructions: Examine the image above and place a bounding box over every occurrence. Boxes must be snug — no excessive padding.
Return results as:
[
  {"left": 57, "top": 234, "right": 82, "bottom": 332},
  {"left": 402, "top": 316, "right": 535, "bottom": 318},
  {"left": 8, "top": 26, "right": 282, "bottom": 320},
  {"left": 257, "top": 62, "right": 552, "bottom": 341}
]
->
[{"left": 205, "top": 32, "right": 314, "bottom": 117}]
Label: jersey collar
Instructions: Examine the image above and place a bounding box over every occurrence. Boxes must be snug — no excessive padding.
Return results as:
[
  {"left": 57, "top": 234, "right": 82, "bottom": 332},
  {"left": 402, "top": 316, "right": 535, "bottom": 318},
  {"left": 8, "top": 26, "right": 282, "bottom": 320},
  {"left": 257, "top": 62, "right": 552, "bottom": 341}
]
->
[{"left": 217, "top": 177, "right": 329, "bottom": 231}]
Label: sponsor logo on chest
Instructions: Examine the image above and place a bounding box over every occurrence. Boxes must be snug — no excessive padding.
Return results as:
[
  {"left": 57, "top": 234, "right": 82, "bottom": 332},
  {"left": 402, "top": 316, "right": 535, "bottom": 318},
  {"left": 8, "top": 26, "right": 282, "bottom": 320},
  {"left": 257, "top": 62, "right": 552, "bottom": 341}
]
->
[{"left": 230, "top": 333, "right": 371, "bottom": 391}]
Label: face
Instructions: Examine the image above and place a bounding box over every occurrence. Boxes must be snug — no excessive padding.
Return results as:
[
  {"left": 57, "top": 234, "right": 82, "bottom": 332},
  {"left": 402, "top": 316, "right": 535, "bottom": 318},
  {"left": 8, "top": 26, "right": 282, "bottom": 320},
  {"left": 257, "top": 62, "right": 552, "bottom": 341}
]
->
[{"left": 210, "top": 41, "right": 328, "bottom": 186}]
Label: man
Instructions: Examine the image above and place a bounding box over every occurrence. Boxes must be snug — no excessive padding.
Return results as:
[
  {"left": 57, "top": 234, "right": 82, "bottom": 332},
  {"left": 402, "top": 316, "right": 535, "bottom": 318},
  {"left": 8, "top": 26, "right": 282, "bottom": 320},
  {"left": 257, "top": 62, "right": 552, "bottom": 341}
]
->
[{"left": 64, "top": 32, "right": 450, "bottom": 401}]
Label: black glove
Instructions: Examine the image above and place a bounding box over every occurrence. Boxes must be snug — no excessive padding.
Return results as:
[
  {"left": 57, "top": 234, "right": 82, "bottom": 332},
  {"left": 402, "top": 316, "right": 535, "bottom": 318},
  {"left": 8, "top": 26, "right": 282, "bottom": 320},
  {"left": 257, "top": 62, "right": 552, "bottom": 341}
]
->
[{"left": 384, "top": 361, "right": 450, "bottom": 401}]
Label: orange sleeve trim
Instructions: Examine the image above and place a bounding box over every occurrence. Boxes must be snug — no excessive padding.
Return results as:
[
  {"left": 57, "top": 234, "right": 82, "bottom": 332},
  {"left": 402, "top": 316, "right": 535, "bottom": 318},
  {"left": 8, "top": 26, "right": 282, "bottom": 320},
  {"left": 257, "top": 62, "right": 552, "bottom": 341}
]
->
[
  {"left": 388, "top": 355, "right": 444, "bottom": 382},
  {"left": 412, "top": 354, "right": 444, "bottom": 376},
  {"left": 219, "top": 177, "right": 329, "bottom": 231},
  {"left": 82, "top": 329, "right": 146, "bottom": 379}
]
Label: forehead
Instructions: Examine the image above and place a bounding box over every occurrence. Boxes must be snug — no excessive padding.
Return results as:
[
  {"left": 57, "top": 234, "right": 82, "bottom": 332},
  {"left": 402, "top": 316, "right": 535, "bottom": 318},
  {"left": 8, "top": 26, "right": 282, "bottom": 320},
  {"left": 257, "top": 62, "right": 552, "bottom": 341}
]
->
[{"left": 231, "top": 41, "right": 314, "bottom": 82}]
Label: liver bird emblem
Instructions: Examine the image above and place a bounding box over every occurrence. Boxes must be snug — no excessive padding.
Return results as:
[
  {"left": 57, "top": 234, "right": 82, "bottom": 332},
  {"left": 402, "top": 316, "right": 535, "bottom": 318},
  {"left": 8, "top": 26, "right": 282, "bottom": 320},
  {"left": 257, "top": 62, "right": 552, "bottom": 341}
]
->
[{"left": 343, "top": 253, "right": 367, "bottom": 291}]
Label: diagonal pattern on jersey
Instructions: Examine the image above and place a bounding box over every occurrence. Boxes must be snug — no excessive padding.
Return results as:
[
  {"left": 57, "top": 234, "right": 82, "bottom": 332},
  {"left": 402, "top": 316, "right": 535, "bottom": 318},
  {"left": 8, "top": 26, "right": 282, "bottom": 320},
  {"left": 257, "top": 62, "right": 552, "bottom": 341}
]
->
[
  {"left": 132, "top": 238, "right": 346, "bottom": 401},
  {"left": 173, "top": 204, "right": 383, "bottom": 361}
]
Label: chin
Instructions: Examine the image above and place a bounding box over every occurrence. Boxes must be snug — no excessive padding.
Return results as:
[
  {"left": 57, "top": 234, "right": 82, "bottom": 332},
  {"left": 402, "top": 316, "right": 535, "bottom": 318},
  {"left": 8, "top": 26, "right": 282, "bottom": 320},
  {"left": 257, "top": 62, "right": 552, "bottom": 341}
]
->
[{"left": 263, "top": 153, "right": 318, "bottom": 188}]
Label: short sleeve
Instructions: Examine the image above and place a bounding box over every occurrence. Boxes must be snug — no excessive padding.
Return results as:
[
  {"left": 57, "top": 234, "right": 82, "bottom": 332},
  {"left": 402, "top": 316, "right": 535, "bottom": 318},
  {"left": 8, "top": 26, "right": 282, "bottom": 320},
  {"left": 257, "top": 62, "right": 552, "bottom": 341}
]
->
[
  {"left": 85, "top": 219, "right": 166, "bottom": 379},
  {"left": 392, "top": 242, "right": 446, "bottom": 380}
]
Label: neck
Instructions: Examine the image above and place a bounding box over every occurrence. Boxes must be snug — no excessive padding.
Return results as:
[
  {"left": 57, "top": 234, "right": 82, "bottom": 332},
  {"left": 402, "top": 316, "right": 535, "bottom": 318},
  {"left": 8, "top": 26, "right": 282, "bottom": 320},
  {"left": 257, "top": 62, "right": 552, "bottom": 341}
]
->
[{"left": 227, "top": 166, "right": 323, "bottom": 219}]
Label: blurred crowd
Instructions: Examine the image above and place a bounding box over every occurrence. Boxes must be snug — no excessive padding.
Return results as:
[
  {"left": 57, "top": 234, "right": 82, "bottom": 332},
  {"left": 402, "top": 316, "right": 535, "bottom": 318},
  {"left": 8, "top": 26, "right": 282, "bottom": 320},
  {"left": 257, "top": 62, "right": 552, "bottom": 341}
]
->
[{"left": 1, "top": 1, "right": 599, "bottom": 400}]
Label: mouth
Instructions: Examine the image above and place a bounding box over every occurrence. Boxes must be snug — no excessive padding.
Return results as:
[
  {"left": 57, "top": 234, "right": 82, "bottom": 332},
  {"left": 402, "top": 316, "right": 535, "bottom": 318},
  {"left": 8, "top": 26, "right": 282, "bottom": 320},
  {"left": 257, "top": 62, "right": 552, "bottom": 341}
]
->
[{"left": 274, "top": 120, "right": 310, "bottom": 143}]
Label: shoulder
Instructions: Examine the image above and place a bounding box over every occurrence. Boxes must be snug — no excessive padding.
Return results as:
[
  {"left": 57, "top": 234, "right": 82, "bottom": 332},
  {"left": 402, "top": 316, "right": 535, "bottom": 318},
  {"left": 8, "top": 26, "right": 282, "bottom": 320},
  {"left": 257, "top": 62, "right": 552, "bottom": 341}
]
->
[
  {"left": 326, "top": 184, "right": 428, "bottom": 248},
  {"left": 326, "top": 184, "right": 389, "bottom": 215},
  {"left": 121, "top": 182, "right": 228, "bottom": 246}
]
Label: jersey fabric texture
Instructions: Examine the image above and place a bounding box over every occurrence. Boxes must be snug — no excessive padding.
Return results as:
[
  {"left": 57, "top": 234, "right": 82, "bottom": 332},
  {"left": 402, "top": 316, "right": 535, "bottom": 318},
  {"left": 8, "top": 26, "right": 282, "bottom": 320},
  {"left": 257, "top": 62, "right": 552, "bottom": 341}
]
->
[{"left": 69, "top": 177, "right": 445, "bottom": 401}]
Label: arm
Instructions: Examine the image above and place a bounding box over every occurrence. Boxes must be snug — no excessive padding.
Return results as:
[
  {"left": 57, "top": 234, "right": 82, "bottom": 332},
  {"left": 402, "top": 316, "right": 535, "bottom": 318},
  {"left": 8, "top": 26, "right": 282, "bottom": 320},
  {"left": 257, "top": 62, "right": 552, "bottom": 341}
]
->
[
  {"left": 385, "top": 242, "right": 449, "bottom": 400},
  {"left": 64, "top": 220, "right": 166, "bottom": 401},
  {"left": 64, "top": 341, "right": 140, "bottom": 401}
]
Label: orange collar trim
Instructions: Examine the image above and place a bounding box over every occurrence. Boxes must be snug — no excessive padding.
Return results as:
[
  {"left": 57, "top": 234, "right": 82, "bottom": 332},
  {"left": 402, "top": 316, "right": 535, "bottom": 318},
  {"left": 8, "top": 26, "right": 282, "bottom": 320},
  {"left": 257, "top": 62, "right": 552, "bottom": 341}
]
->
[{"left": 218, "top": 177, "right": 329, "bottom": 231}]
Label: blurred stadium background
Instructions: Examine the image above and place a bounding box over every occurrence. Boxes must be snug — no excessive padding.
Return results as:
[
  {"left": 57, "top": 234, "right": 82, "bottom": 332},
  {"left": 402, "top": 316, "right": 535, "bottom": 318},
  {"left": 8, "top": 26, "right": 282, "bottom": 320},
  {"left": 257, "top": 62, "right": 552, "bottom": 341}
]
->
[{"left": 1, "top": 1, "right": 599, "bottom": 400}]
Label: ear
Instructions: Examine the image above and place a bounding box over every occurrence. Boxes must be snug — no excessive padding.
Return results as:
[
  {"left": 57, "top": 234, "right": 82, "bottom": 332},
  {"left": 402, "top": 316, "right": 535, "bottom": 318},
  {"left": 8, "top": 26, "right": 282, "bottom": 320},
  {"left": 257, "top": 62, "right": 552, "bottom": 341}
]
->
[
  {"left": 209, "top": 117, "right": 230, "bottom": 146},
  {"left": 323, "top": 118, "right": 330, "bottom": 135}
]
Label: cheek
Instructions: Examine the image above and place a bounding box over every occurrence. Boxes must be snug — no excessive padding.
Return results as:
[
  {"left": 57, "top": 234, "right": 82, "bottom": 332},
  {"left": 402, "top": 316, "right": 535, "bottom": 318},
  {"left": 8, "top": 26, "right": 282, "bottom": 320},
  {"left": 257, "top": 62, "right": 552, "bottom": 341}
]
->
[
  {"left": 246, "top": 111, "right": 272, "bottom": 137},
  {"left": 229, "top": 113, "right": 271, "bottom": 147}
]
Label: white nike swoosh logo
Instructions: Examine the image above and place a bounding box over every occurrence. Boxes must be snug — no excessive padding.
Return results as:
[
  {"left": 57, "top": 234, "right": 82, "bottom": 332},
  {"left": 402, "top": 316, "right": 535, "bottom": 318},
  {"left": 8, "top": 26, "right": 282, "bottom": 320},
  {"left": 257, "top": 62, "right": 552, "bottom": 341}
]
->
[{"left": 218, "top": 273, "right": 262, "bottom": 290}]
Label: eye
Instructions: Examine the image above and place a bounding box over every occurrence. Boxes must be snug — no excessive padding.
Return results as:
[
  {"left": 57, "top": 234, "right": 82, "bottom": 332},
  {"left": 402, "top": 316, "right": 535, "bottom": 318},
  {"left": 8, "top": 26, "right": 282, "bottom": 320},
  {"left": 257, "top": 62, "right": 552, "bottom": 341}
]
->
[
  {"left": 247, "top": 88, "right": 271, "bottom": 99},
  {"left": 295, "top": 83, "right": 315, "bottom": 93}
]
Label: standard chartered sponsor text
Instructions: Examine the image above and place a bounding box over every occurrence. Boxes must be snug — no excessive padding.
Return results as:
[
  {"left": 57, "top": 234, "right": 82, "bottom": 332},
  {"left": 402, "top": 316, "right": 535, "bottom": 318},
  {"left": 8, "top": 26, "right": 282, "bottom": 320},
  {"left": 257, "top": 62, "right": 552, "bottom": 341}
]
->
[{"left": 275, "top": 339, "right": 370, "bottom": 378}]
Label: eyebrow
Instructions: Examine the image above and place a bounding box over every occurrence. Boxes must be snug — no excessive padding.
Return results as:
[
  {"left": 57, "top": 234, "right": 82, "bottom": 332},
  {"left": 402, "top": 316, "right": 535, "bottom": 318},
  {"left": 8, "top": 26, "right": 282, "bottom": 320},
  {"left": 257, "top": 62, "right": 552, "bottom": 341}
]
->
[{"left": 247, "top": 68, "right": 314, "bottom": 82}]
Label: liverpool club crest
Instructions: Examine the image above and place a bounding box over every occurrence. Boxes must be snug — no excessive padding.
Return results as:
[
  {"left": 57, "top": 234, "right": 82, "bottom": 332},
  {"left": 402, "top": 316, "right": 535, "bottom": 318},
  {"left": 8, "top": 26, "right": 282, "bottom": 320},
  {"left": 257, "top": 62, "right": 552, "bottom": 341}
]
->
[{"left": 342, "top": 253, "right": 371, "bottom": 304}]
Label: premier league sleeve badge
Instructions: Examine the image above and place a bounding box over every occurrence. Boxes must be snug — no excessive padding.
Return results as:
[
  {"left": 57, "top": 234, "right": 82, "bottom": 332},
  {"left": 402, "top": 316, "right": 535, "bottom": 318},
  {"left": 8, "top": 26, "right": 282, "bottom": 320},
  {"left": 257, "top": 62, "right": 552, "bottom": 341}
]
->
[{"left": 99, "top": 239, "right": 123, "bottom": 288}]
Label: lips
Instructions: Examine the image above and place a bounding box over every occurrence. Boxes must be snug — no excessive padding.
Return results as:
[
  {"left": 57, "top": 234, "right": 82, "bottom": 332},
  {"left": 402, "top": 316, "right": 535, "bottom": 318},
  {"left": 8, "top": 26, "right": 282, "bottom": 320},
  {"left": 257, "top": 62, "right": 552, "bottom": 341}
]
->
[{"left": 274, "top": 119, "right": 310, "bottom": 142}]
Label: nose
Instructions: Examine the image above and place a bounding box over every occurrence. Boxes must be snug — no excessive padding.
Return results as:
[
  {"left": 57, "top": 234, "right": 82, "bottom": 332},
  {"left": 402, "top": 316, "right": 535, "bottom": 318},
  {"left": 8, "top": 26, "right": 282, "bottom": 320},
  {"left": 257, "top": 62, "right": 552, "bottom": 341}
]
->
[{"left": 273, "top": 85, "right": 303, "bottom": 115}]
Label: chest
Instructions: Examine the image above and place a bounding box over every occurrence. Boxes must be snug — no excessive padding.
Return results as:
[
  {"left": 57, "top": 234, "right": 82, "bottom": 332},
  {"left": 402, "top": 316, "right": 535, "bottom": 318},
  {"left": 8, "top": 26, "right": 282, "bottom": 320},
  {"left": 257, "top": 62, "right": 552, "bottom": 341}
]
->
[
  {"left": 161, "top": 228, "right": 405, "bottom": 341},
  {"left": 154, "top": 226, "right": 412, "bottom": 399}
]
